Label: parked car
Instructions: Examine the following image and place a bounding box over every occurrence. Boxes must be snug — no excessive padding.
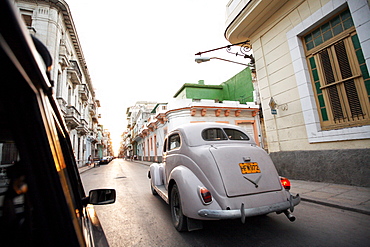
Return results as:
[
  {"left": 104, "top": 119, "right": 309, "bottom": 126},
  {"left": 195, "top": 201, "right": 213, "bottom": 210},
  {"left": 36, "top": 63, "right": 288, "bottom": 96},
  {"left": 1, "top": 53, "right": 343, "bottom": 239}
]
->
[
  {"left": 0, "top": 1, "right": 115, "bottom": 246},
  {"left": 93, "top": 157, "right": 102, "bottom": 167},
  {"left": 149, "top": 122, "right": 300, "bottom": 231},
  {"left": 99, "top": 156, "right": 112, "bottom": 165}
]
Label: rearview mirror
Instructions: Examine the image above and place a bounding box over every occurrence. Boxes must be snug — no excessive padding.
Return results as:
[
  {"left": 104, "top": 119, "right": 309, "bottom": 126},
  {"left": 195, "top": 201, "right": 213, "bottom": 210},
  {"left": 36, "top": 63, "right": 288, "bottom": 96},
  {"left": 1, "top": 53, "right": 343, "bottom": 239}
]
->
[{"left": 87, "top": 189, "right": 116, "bottom": 205}]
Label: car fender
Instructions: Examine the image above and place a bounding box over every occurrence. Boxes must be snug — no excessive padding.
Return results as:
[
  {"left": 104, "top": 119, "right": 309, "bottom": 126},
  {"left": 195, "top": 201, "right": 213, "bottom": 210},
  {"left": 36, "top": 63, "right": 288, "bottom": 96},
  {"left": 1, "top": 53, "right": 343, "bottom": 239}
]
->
[
  {"left": 149, "top": 163, "right": 164, "bottom": 186},
  {"left": 168, "top": 165, "right": 222, "bottom": 220}
]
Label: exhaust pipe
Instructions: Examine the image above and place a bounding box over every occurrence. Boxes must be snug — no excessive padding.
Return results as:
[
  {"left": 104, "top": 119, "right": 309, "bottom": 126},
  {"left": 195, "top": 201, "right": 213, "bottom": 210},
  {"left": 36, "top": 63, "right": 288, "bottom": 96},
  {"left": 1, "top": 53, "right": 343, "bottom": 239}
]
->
[{"left": 283, "top": 210, "right": 296, "bottom": 222}]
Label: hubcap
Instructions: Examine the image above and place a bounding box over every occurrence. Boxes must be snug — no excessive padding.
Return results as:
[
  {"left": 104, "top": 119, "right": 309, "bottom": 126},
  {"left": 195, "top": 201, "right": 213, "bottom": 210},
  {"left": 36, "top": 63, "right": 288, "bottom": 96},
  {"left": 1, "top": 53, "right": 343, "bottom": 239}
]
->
[{"left": 173, "top": 192, "right": 180, "bottom": 222}]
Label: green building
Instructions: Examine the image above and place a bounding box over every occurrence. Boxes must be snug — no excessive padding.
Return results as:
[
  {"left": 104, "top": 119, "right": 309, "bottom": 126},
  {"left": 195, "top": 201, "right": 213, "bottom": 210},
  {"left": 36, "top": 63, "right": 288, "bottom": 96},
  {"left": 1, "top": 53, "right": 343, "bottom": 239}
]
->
[{"left": 174, "top": 67, "right": 254, "bottom": 103}]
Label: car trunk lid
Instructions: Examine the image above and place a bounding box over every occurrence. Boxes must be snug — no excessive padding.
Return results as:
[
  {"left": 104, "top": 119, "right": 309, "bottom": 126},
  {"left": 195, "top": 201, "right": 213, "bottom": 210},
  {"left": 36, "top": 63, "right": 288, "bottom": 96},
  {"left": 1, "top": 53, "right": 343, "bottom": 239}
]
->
[{"left": 209, "top": 144, "right": 282, "bottom": 197}]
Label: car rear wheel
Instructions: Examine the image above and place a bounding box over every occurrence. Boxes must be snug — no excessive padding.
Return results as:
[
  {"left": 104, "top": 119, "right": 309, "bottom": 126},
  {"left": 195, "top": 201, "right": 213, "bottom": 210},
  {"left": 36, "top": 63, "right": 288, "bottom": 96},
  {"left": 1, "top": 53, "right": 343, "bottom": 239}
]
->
[{"left": 170, "top": 184, "right": 187, "bottom": 231}]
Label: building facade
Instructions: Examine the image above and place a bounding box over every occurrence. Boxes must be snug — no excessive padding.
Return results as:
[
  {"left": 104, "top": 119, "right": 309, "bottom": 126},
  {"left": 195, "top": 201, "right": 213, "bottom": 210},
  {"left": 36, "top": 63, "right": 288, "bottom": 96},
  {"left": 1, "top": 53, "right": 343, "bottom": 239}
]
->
[
  {"left": 225, "top": 0, "right": 370, "bottom": 186},
  {"left": 122, "top": 102, "right": 159, "bottom": 160},
  {"left": 14, "top": 0, "right": 110, "bottom": 166}
]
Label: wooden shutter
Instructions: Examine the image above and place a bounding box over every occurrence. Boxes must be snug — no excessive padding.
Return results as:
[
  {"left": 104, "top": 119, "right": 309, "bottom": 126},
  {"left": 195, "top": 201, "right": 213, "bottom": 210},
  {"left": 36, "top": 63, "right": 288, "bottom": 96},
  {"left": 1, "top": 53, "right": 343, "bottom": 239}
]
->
[
  {"left": 334, "top": 41, "right": 363, "bottom": 119},
  {"left": 319, "top": 48, "right": 344, "bottom": 121}
]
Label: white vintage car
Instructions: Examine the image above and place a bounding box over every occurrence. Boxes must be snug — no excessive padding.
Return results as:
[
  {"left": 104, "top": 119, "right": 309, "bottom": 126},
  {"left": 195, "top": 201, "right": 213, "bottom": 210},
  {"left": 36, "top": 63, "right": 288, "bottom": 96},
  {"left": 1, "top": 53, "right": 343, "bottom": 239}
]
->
[{"left": 149, "top": 122, "right": 300, "bottom": 231}]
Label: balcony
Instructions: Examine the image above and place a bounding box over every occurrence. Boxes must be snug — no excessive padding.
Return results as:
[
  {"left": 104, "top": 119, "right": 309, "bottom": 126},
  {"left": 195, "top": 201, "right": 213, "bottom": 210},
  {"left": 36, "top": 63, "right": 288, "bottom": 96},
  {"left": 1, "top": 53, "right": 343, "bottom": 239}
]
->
[
  {"left": 89, "top": 103, "right": 96, "bottom": 116},
  {"left": 77, "top": 118, "right": 89, "bottom": 135},
  {"left": 64, "top": 105, "right": 80, "bottom": 129},
  {"left": 91, "top": 114, "right": 99, "bottom": 123},
  {"left": 59, "top": 40, "right": 70, "bottom": 69},
  {"left": 67, "top": 60, "right": 82, "bottom": 85},
  {"left": 56, "top": 97, "right": 67, "bottom": 114},
  {"left": 79, "top": 84, "right": 89, "bottom": 101}
]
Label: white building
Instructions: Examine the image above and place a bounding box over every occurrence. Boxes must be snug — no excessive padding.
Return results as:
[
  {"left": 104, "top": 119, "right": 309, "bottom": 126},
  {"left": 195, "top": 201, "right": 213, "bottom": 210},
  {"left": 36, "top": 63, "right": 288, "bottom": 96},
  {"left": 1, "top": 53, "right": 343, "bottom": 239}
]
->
[
  {"left": 225, "top": 0, "right": 370, "bottom": 186},
  {"left": 14, "top": 0, "right": 106, "bottom": 166}
]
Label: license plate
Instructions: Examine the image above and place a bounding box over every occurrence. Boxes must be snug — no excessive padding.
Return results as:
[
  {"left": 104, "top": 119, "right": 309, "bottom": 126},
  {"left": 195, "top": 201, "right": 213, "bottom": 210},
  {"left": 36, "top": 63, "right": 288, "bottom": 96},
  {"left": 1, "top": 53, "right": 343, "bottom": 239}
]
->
[{"left": 239, "top": 162, "right": 261, "bottom": 174}]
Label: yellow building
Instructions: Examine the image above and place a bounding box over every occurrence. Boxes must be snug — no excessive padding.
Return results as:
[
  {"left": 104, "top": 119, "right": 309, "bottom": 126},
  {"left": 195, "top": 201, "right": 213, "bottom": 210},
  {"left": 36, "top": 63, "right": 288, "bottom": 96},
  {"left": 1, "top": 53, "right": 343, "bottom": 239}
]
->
[{"left": 225, "top": 0, "right": 370, "bottom": 186}]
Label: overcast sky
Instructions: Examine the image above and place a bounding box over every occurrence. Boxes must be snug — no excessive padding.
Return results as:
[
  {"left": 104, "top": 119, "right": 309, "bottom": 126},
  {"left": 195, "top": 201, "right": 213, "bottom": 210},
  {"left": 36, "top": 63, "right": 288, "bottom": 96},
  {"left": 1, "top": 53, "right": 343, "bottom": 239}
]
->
[{"left": 67, "top": 0, "right": 249, "bottom": 153}]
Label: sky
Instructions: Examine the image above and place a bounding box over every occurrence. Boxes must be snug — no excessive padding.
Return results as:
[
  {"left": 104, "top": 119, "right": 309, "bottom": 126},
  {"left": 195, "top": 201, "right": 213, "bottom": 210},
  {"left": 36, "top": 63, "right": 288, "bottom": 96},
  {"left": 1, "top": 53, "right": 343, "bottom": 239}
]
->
[{"left": 67, "top": 0, "right": 250, "bottom": 154}]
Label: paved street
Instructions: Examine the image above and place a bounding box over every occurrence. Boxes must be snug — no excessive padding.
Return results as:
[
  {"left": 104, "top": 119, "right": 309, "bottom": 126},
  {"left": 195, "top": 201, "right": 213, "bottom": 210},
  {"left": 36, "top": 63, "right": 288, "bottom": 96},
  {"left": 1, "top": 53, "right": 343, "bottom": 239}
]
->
[{"left": 80, "top": 159, "right": 370, "bottom": 247}]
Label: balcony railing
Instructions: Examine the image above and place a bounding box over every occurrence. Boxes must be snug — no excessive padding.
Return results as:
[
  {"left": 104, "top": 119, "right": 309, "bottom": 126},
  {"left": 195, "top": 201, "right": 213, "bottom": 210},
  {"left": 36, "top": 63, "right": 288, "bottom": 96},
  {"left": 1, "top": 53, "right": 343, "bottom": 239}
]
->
[
  {"left": 56, "top": 97, "right": 67, "bottom": 114},
  {"left": 65, "top": 105, "right": 80, "bottom": 129},
  {"left": 79, "top": 84, "right": 89, "bottom": 101},
  {"left": 59, "top": 40, "right": 70, "bottom": 68},
  {"left": 89, "top": 103, "right": 96, "bottom": 115},
  {"left": 67, "top": 60, "right": 82, "bottom": 85},
  {"left": 77, "top": 118, "right": 89, "bottom": 135}
]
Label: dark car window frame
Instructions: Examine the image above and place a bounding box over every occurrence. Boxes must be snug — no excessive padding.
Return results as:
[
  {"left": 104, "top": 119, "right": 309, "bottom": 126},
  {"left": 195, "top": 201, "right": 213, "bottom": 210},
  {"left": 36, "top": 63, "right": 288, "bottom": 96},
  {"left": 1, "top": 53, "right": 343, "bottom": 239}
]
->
[{"left": 168, "top": 134, "right": 181, "bottom": 151}]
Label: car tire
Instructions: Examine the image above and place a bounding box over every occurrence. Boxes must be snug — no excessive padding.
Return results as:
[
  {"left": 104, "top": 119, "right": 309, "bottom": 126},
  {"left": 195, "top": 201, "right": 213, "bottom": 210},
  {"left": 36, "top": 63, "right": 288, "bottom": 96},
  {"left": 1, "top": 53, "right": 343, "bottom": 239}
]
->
[{"left": 170, "top": 184, "right": 188, "bottom": 232}]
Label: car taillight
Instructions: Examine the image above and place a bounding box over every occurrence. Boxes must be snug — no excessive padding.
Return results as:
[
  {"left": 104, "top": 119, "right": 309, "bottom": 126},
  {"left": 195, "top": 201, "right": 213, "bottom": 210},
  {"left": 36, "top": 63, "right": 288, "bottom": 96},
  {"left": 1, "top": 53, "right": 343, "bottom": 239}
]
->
[
  {"left": 199, "top": 187, "right": 212, "bottom": 204},
  {"left": 280, "top": 177, "right": 291, "bottom": 190}
]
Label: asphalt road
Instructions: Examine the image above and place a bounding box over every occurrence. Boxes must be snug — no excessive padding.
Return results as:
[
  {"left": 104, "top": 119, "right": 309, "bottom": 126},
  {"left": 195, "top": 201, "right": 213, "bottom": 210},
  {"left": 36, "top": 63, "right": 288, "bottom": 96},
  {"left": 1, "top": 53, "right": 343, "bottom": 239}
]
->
[{"left": 80, "top": 159, "right": 370, "bottom": 247}]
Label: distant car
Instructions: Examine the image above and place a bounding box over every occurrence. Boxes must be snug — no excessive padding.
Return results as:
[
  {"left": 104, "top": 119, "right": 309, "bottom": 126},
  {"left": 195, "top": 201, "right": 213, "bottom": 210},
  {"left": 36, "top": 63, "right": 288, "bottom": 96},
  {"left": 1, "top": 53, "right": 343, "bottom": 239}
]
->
[
  {"left": 93, "top": 157, "right": 101, "bottom": 165},
  {"left": 149, "top": 122, "right": 300, "bottom": 231},
  {"left": 99, "top": 156, "right": 111, "bottom": 165},
  {"left": 0, "top": 1, "right": 115, "bottom": 246}
]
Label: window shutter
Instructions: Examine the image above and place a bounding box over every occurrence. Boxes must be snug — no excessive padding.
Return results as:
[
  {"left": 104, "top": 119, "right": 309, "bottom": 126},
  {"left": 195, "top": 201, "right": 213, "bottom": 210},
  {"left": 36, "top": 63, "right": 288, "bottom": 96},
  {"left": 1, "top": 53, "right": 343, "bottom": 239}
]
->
[
  {"left": 319, "top": 49, "right": 344, "bottom": 121},
  {"left": 334, "top": 41, "right": 363, "bottom": 119}
]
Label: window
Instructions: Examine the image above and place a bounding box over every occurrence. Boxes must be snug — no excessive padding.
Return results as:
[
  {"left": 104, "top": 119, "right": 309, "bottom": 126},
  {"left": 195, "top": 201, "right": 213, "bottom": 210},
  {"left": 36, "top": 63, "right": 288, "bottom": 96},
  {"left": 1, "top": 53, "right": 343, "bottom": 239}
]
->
[
  {"left": 169, "top": 134, "right": 181, "bottom": 150},
  {"left": 20, "top": 9, "right": 33, "bottom": 27},
  {"left": 304, "top": 9, "right": 370, "bottom": 130},
  {"left": 21, "top": 14, "right": 32, "bottom": 27},
  {"left": 202, "top": 128, "right": 227, "bottom": 141},
  {"left": 224, "top": 128, "right": 250, "bottom": 140},
  {"left": 201, "top": 128, "right": 249, "bottom": 141}
]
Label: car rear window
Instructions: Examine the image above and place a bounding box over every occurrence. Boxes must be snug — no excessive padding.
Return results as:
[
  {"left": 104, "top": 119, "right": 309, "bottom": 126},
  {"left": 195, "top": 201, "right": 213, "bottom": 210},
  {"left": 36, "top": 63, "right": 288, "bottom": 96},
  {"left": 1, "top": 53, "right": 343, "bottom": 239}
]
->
[
  {"left": 202, "top": 128, "right": 250, "bottom": 141},
  {"left": 202, "top": 128, "right": 228, "bottom": 141},
  {"left": 224, "top": 128, "right": 250, "bottom": 140}
]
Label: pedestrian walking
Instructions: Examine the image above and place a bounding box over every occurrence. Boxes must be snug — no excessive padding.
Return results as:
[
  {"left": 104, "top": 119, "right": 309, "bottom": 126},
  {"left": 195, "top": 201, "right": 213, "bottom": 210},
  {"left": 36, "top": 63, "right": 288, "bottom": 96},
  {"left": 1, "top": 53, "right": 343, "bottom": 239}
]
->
[{"left": 88, "top": 155, "right": 92, "bottom": 166}]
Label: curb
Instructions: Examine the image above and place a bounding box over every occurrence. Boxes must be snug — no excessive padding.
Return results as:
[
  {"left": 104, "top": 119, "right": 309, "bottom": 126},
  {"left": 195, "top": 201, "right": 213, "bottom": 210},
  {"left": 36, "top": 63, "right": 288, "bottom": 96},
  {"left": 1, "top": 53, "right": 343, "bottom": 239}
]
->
[
  {"left": 301, "top": 197, "right": 370, "bottom": 216},
  {"left": 78, "top": 165, "right": 94, "bottom": 174}
]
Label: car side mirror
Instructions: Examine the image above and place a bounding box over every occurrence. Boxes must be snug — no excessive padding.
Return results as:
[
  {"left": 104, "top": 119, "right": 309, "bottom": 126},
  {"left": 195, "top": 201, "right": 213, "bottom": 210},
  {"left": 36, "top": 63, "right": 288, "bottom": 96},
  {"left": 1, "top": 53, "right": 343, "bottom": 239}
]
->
[{"left": 83, "top": 189, "right": 116, "bottom": 206}]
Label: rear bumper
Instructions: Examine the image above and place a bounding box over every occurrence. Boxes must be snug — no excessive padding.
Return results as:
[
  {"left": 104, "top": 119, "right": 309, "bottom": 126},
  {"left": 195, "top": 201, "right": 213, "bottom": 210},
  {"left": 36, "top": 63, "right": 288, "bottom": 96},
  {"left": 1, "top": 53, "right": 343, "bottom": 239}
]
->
[{"left": 198, "top": 193, "right": 300, "bottom": 220}]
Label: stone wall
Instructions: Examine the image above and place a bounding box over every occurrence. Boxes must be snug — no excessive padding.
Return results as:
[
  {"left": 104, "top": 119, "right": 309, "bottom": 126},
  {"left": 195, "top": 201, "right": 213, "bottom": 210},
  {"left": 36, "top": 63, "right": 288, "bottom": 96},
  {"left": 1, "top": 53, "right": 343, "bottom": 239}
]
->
[{"left": 270, "top": 149, "right": 370, "bottom": 187}]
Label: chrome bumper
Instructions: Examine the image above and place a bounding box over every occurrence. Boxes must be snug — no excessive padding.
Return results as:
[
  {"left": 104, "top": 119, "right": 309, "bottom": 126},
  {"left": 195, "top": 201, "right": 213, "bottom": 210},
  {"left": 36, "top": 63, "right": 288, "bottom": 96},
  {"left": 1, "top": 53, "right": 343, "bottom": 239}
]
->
[{"left": 198, "top": 193, "right": 300, "bottom": 221}]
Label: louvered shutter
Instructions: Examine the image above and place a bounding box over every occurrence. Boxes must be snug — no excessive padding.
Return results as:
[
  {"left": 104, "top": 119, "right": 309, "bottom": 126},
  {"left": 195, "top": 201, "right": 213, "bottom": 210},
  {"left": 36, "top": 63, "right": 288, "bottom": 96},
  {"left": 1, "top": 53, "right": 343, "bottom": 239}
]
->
[
  {"left": 334, "top": 41, "right": 363, "bottom": 119},
  {"left": 319, "top": 48, "right": 344, "bottom": 121}
]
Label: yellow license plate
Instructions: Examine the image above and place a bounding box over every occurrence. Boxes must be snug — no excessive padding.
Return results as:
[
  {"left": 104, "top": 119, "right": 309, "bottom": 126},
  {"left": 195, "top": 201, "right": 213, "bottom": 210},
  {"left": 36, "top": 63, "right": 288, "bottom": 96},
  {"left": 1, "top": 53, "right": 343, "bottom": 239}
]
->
[{"left": 239, "top": 162, "right": 261, "bottom": 174}]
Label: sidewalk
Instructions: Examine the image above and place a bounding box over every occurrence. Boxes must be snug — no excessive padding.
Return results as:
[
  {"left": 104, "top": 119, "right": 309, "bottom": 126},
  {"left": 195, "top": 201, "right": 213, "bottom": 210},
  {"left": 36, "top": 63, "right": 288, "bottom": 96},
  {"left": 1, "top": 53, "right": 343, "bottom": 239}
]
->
[
  {"left": 78, "top": 164, "right": 96, "bottom": 173},
  {"left": 79, "top": 160, "right": 370, "bottom": 215},
  {"left": 290, "top": 179, "right": 370, "bottom": 215}
]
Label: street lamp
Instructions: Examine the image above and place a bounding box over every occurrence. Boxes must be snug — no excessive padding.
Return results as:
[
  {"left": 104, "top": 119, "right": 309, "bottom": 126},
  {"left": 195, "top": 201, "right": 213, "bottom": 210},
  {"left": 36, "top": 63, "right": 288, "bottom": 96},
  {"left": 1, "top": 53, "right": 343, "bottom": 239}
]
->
[
  {"left": 195, "top": 57, "right": 250, "bottom": 67},
  {"left": 194, "top": 40, "right": 255, "bottom": 68}
]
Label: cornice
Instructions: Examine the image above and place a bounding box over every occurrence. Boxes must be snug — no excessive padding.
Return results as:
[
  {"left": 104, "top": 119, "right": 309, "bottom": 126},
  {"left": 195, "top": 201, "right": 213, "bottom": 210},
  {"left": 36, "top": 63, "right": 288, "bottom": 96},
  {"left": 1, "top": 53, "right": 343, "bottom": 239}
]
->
[{"left": 18, "top": 0, "right": 94, "bottom": 96}]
